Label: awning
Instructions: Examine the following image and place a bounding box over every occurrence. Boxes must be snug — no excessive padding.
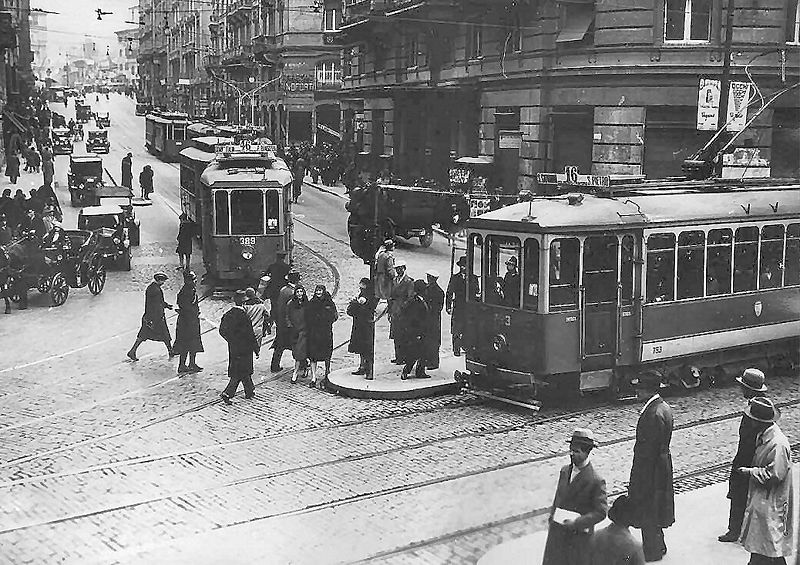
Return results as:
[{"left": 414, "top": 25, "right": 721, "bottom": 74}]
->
[{"left": 556, "top": 5, "right": 594, "bottom": 42}]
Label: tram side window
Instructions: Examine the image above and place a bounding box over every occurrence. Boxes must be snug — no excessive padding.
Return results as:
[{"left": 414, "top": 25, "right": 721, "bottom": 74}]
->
[
  {"left": 620, "top": 235, "right": 635, "bottom": 305},
  {"left": 706, "top": 228, "right": 732, "bottom": 296},
  {"left": 733, "top": 226, "right": 758, "bottom": 292},
  {"left": 583, "top": 235, "right": 618, "bottom": 306},
  {"left": 549, "top": 238, "right": 579, "bottom": 311},
  {"left": 523, "top": 239, "right": 539, "bottom": 311},
  {"left": 786, "top": 223, "right": 800, "bottom": 286},
  {"left": 213, "top": 191, "right": 230, "bottom": 235},
  {"left": 265, "top": 190, "right": 280, "bottom": 233},
  {"left": 486, "top": 235, "right": 521, "bottom": 308},
  {"left": 646, "top": 234, "right": 675, "bottom": 303},
  {"left": 759, "top": 224, "right": 785, "bottom": 289},
  {"left": 179, "top": 166, "right": 194, "bottom": 193},
  {"left": 230, "top": 190, "right": 265, "bottom": 235},
  {"left": 677, "top": 231, "right": 705, "bottom": 299},
  {"left": 469, "top": 233, "right": 483, "bottom": 302}
]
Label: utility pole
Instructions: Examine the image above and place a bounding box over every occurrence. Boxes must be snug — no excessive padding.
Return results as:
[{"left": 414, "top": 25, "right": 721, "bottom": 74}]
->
[{"left": 714, "top": 0, "right": 736, "bottom": 175}]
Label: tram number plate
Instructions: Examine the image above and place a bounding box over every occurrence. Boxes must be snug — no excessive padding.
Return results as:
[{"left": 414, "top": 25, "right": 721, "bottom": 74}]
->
[
  {"left": 651, "top": 345, "right": 663, "bottom": 355},
  {"left": 239, "top": 237, "right": 256, "bottom": 246}
]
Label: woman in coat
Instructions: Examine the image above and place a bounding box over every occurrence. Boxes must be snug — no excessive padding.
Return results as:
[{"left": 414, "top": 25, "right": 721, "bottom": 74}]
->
[
  {"left": 139, "top": 165, "right": 154, "bottom": 199},
  {"left": 172, "top": 270, "right": 204, "bottom": 373},
  {"left": 305, "top": 284, "right": 338, "bottom": 389},
  {"left": 176, "top": 213, "right": 194, "bottom": 271},
  {"left": 285, "top": 285, "right": 308, "bottom": 383},
  {"left": 5, "top": 152, "right": 20, "bottom": 184},
  {"left": 348, "top": 277, "right": 378, "bottom": 378}
]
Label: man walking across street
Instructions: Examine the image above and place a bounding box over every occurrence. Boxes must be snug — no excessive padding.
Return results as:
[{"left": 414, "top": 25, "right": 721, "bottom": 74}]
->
[
  {"left": 271, "top": 270, "right": 300, "bottom": 372},
  {"left": 446, "top": 256, "right": 478, "bottom": 356},
  {"left": 128, "top": 272, "right": 174, "bottom": 361},
  {"left": 389, "top": 259, "right": 414, "bottom": 364},
  {"left": 542, "top": 428, "right": 608, "bottom": 565},
  {"left": 719, "top": 368, "right": 769, "bottom": 543},
  {"left": 243, "top": 287, "right": 270, "bottom": 357},
  {"left": 422, "top": 269, "right": 444, "bottom": 370},
  {"left": 738, "top": 396, "right": 794, "bottom": 565},
  {"left": 121, "top": 152, "right": 133, "bottom": 189},
  {"left": 628, "top": 389, "right": 674, "bottom": 562},
  {"left": 219, "top": 290, "right": 260, "bottom": 404},
  {"left": 139, "top": 165, "right": 154, "bottom": 199}
]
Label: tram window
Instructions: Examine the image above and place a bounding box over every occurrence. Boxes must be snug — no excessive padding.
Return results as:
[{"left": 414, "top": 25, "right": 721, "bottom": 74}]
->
[
  {"left": 469, "top": 233, "right": 483, "bottom": 302},
  {"left": 213, "top": 191, "right": 230, "bottom": 235},
  {"left": 174, "top": 125, "right": 186, "bottom": 142},
  {"left": 549, "top": 238, "right": 579, "bottom": 311},
  {"left": 486, "top": 235, "right": 521, "bottom": 308},
  {"left": 759, "top": 224, "right": 785, "bottom": 289},
  {"left": 646, "top": 233, "right": 675, "bottom": 303},
  {"left": 785, "top": 223, "right": 800, "bottom": 286},
  {"left": 677, "top": 231, "right": 705, "bottom": 299},
  {"left": 166, "top": 123, "right": 173, "bottom": 139},
  {"left": 230, "top": 190, "right": 265, "bottom": 235},
  {"left": 706, "top": 228, "right": 732, "bottom": 296},
  {"left": 523, "top": 239, "right": 539, "bottom": 311},
  {"left": 179, "top": 166, "right": 194, "bottom": 193},
  {"left": 620, "top": 235, "right": 635, "bottom": 305},
  {"left": 583, "top": 235, "right": 618, "bottom": 305},
  {"left": 265, "top": 190, "right": 280, "bottom": 233},
  {"left": 733, "top": 226, "right": 758, "bottom": 292}
]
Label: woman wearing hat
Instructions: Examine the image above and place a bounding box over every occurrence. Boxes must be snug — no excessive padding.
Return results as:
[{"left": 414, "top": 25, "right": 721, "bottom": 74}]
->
[
  {"left": 172, "top": 271, "right": 204, "bottom": 373},
  {"left": 590, "top": 495, "right": 645, "bottom": 565},
  {"left": 305, "top": 284, "right": 338, "bottom": 389},
  {"left": 348, "top": 277, "right": 378, "bottom": 378},
  {"left": 738, "top": 396, "right": 793, "bottom": 565},
  {"left": 128, "top": 273, "right": 173, "bottom": 361},
  {"left": 286, "top": 285, "right": 309, "bottom": 383}
]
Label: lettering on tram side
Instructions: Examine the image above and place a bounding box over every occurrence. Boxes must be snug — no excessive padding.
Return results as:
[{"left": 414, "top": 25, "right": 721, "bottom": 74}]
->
[{"left": 565, "top": 315, "right": 577, "bottom": 323}]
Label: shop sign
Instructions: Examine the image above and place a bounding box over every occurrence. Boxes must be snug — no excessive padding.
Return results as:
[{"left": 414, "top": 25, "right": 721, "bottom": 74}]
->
[
  {"left": 696, "top": 78, "right": 720, "bottom": 131},
  {"left": 284, "top": 73, "right": 314, "bottom": 92},
  {"left": 498, "top": 130, "right": 522, "bottom": 149},
  {"left": 317, "top": 123, "right": 341, "bottom": 139}
]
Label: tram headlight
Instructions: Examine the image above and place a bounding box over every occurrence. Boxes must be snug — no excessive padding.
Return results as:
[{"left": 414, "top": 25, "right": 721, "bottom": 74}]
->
[
  {"left": 491, "top": 334, "right": 508, "bottom": 353},
  {"left": 241, "top": 245, "right": 254, "bottom": 261}
]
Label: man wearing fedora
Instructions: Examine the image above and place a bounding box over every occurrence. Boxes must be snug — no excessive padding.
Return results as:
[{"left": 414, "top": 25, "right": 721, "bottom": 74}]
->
[
  {"left": 446, "top": 256, "right": 478, "bottom": 356},
  {"left": 501, "top": 255, "right": 520, "bottom": 308},
  {"left": 738, "top": 396, "right": 793, "bottom": 565},
  {"left": 127, "top": 272, "right": 174, "bottom": 361},
  {"left": 719, "top": 368, "right": 769, "bottom": 543},
  {"left": 388, "top": 260, "right": 414, "bottom": 365},
  {"left": 219, "top": 290, "right": 260, "bottom": 404},
  {"left": 542, "top": 428, "right": 608, "bottom": 565}
]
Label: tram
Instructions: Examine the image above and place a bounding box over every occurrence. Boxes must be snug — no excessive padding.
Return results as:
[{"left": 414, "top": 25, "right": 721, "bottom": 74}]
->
[
  {"left": 187, "top": 122, "right": 218, "bottom": 140},
  {"left": 457, "top": 175, "right": 800, "bottom": 402},
  {"left": 193, "top": 142, "right": 293, "bottom": 284},
  {"left": 179, "top": 136, "right": 233, "bottom": 232},
  {"left": 144, "top": 112, "right": 189, "bottom": 162}
]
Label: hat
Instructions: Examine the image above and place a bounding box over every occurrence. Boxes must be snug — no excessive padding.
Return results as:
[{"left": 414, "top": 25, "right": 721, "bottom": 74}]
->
[
  {"left": 456, "top": 256, "right": 467, "bottom": 267},
  {"left": 567, "top": 428, "right": 597, "bottom": 448},
  {"left": 394, "top": 259, "right": 407, "bottom": 269},
  {"left": 426, "top": 269, "right": 439, "bottom": 279},
  {"left": 607, "top": 495, "right": 636, "bottom": 527},
  {"left": 736, "top": 368, "right": 767, "bottom": 393},
  {"left": 505, "top": 256, "right": 518, "bottom": 266},
  {"left": 413, "top": 279, "right": 427, "bottom": 293},
  {"left": 244, "top": 287, "right": 256, "bottom": 298},
  {"left": 744, "top": 396, "right": 780, "bottom": 423},
  {"left": 287, "top": 270, "right": 300, "bottom": 280},
  {"left": 234, "top": 289, "right": 246, "bottom": 304},
  {"left": 153, "top": 272, "right": 168, "bottom": 282}
]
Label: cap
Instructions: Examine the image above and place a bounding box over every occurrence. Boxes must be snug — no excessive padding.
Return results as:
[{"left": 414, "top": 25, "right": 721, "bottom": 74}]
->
[
  {"left": 736, "top": 368, "right": 767, "bottom": 393},
  {"left": 567, "top": 428, "right": 597, "bottom": 448},
  {"left": 153, "top": 272, "right": 168, "bottom": 282},
  {"left": 426, "top": 269, "right": 439, "bottom": 279},
  {"left": 394, "top": 259, "right": 407, "bottom": 269},
  {"left": 234, "top": 289, "right": 246, "bottom": 304},
  {"left": 456, "top": 256, "right": 467, "bottom": 267},
  {"left": 744, "top": 396, "right": 780, "bottom": 423},
  {"left": 607, "top": 495, "right": 636, "bottom": 527},
  {"left": 505, "top": 256, "right": 518, "bottom": 266}
]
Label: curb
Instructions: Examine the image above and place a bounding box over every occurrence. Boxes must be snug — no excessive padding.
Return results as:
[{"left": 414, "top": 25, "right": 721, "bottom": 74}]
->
[{"left": 326, "top": 373, "right": 461, "bottom": 401}]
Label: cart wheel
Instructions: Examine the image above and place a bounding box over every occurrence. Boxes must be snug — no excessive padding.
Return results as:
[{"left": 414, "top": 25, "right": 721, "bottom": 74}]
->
[
  {"left": 49, "top": 273, "right": 69, "bottom": 306},
  {"left": 88, "top": 262, "right": 106, "bottom": 295},
  {"left": 37, "top": 276, "right": 51, "bottom": 294},
  {"left": 5, "top": 274, "right": 21, "bottom": 303},
  {"left": 419, "top": 230, "right": 434, "bottom": 248}
]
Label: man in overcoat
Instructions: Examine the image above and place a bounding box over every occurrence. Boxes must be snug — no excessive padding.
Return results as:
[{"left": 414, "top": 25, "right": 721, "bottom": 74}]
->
[
  {"left": 127, "top": 272, "right": 174, "bottom": 361},
  {"left": 121, "top": 152, "right": 133, "bottom": 189},
  {"left": 446, "top": 256, "right": 478, "bottom": 356},
  {"left": 388, "top": 259, "right": 414, "bottom": 364},
  {"left": 542, "top": 428, "right": 608, "bottom": 565},
  {"left": 628, "top": 391, "right": 674, "bottom": 562},
  {"left": 374, "top": 239, "right": 395, "bottom": 300},
  {"left": 719, "top": 368, "right": 768, "bottom": 542},
  {"left": 219, "top": 290, "right": 259, "bottom": 404},
  {"left": 422, "top": 269, "right": 444, "bottom": 370},
  {"left": 270, "top": 270, "right": 300, "bottom": 372},
  {"left": 399, "top": 280, "right": 429, "bottom": 380}
]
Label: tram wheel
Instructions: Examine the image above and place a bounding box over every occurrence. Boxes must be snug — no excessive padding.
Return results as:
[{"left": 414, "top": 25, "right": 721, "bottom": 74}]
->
[{"left": 49, "top": 273, "right": 69, "bottom": 306}]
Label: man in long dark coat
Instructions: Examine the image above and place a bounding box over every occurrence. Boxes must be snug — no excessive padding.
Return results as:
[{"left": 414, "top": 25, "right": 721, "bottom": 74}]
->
[
  {"left": 718, "top": 368, "right": 768, "bottom": 542},
  {"left": 173, "top": 270, "right": 204, "bottom": 373},
  {"left": 270, "top": 270, "right": 299, "bottom": 372},
  {"left": 389, "top": 260, "right": 414, "bottom": 364},
  {"left": 219, "top": 290, "right": 259, "bottom": 404},
  {"left": 121, "top": 152, "right": 133, "bottom": 189},
  {"left": 127, "top": 272, "right": 173, "bottom": 360},
  {"left": 399, "top": 280, "right": 429, "bottom": 380},
  {"left": 628, "top": 391, "right": 674, "bottom": 562},
  {"left": 422, "top": 269, "right": 444, "bottom": 370},
  {"left": 446, "top": 256, "right": 478, "bottom": 356},
  {"left": 543, "top": 428, "right": 608, "bottom": 565},
  {"left": 259, "top": 251, "right": 290, "bottom": 303}
]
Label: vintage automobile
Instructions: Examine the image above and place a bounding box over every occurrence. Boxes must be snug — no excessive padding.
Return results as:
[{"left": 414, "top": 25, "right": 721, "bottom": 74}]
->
[
  {"left": 52, "top": 127, "right": 74, "bottom": 155},
  {"left": 85, "top": 129, "right": 110, "bottom": 154},
  {"left": 95, "top": 112, "right": 110, "bottom": 128},
  {"left": 135, "top": 102, "right": 151, "bottom": 116},
  {"left": 68, "top": 155, "right": 104, "bottom": 207},
  {"left": 96, "top": 185, "right": 141, "bottom": 246},
  {"left": 77, "top": 205, "right": 133, "bottom": 270},
  {"left": 76, "top": 103, "right": 93, "bottom": 123}
]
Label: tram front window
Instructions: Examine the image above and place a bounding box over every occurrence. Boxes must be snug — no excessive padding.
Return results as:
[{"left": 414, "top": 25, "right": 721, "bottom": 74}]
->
[
  {"left": 230, "top": 190, "right": 265, "bottom": 235},
  {"left": 486, "top": 235, "right": 521, "bottom": 308}
]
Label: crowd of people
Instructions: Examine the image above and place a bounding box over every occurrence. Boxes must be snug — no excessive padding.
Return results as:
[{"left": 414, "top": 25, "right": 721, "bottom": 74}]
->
[{"left": 283, "top": 140, "right": 359, "bottom": 197}]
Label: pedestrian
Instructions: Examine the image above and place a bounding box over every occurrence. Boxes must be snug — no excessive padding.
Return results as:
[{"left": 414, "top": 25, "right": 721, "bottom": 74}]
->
[
  {"left": 719, "top": 368, "right": 769, "bottom": 543},
  {"left": 446, "top": 256, "right": 479, "bottom": 356},
  {"left": 219, "top": 290, "right": 259, "bottom": 404},
  {"left": 258, "top": 250, "right": 290, "bottom": 304},
  {"left": 292, "top": 156, "right": 306, "bottom": 202},
  {"left": 139, "top": 165, "right": 154, "bottom": 199},
  {"left": 5, "top": 152, "right": 20, "bottom": 184},
  {"left": 374, "top": 239, "right": 395, "bottom": 300},
  {"left": 422, "top": 269, "right": 444, "bottom": 370},
  {"left": 172, "top": 270, "right": 204, "bottom": 374},
  {"left": 305, "top": 284, "right": 338, "bottom": 389},
  {"left": 176, "top": 213, "right": 194, "bottom": 271},
  {"left": 348, "top": 277, "right": 378, "bottom": 379},
  {"left": 127, "top": 272, "right": 174, "bottom": 361},
  {"left": 628, "top": 389, "right": 674, "bottom": 562},
  {"left": 270, "top": 270, "right": 300, "bottom": 372},
  {"left": 399, "top": 279, "right": 429, "bottom": 380},
  {"left": 388, "top": 259, "right": 414, "bottom": 365},
  {"left": 286, "top": 285, "right": 309, "bottom": 383},
  {"left": 738, "top": 396, "right": 793, "bottom": 565},
  {"left": 243, "top": 287, "right": 270, "bottom": 357},
  {"left": 25, "top": 145, "right": 41, "bottom": 173},
  {"left": 41, "top": 153, "right": 54, "bottom": 188},
  {"left": 590, "top": 495, "right": 645, "bottom": 565},
  {"left": 542, "top": 428, "right": 608, "bottom": 565},
  {"left": 121, "top": 152, "right": 133, "bottom": 189}
]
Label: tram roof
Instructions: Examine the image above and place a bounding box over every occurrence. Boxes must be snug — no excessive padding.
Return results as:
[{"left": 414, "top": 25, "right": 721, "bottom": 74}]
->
[
  {"left": 469, "top": 184, "right": 800, "bottom": 232},
  {"left": 200, "top": 160, "right": 292, "bottom": 188}
]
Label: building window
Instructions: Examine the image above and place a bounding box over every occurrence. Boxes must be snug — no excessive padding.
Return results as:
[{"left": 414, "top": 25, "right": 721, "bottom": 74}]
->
[
  {"left": 324, "top": 8, "right": 339, "bottom": 32},
  {"left": 788, "top": 0, "right": 800, "bottom": 44},
  {"left": 511, "top": 20, "right": 523, "bottom": 53},
  {"left": 466, "top": 24, "right": 483, "bottom": 60},
  {"left": 315, "top": 60, "right": 341, "bottom": 85},
  {"left": 404, "top": 34, "right": 420, "bottom": 68},
  {"left": 557, "top": 2, "right": 595, "bottom": 45},
  {"left": 664, "top": 0, "right": 712, "bottom": 42}
]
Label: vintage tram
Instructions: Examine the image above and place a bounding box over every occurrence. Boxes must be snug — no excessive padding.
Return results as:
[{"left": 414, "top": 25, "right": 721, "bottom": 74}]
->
[
  {"left": 144, "top": 112, "right": 189, "bottom": 162},
  {"left": 457, "top": 176, "right": 800, "bottom": 402},
  {"left": 179, "top": 136, "right": 233, "bottom": 232},
  {"left": 188, "top": 143, "right": 293, "bottom": 284}
]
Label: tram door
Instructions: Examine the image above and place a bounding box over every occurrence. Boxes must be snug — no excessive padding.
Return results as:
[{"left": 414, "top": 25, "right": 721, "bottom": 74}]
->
[{"left": 581, "top": 235, "right": 619, "bottom": 372}]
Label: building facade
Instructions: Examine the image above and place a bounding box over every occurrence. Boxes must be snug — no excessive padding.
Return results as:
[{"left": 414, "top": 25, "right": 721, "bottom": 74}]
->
[
  {"left": 340, "top": 0, "right": 800, "bottom": 190},
  {"left": 28, "top": 8, "right": 46, "bottom": 83},
  {"left": 0, "top": 0, "right": 34, "bottom": 168},
  {"left": 114, "top": 28, "right": 140, "bottom": 90}
]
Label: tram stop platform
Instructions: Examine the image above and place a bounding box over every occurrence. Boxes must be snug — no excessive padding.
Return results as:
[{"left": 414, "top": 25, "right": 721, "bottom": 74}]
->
[
  {"left": 477, "top": 481, "right": 799, "bottom": 565},
  {"left": 326, "top": 355, "right": 465, "bottom": 400}
]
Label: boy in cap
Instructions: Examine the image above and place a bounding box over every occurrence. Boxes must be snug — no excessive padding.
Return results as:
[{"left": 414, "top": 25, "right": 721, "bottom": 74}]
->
[
  {"left": 543, "top": 428, "right": 608, "bottom": 565},
  {"left": 128, "top": 273, "right": 173, "bottom": 361}
]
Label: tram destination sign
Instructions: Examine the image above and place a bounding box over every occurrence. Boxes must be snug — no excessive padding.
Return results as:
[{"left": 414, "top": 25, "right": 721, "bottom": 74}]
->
[
  {"left": 537, "top": 167, "right": 610, "bottom": 188},
  {"left": 216, "top": 143, "right": 278, "bottom": 156}
]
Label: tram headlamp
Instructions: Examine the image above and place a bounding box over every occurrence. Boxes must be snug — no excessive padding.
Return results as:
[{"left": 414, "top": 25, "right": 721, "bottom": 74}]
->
[
  {"left": 491, "top": 334, "right": 508, "bottom": 353},
  {"left": 241, "top": 246, "right": 254, "bottom": 261}
]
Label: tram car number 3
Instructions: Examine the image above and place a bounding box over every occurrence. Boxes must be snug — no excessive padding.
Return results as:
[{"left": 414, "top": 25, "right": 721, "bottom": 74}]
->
[{"left": 239, "top": 237, "right": 256, "bottom": 246}]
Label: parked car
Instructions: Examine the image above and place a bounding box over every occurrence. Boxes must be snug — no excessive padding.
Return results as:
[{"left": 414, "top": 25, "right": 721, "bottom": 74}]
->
[
  {"left": 77, "top": 205, "right": 133, "bottom": 270},
  {"left": 95, "top": 112, "right": 110, "bottom": 127},
  {"left": 96, "top": 185, "right": 141, "bottom": 246},
  {"left": 68, "top": 154, "right": 104, "bottom": 207},
  {"left": 76, "top": 103, "right": 93, "bottom": 123},
  {"left": 52, "top": 127, "right": 74, "bottom": 155},
  {"left": 85, "top": 129, "right": 110, "bottom": 154}
]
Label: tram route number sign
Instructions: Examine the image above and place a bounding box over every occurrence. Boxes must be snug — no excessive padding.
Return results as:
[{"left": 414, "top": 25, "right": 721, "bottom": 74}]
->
[
  {"left": 537, "top": 167, "right": 610, "bottom": 188},
  {"left": 216, "top": 142, "right": 278, "bottom": 156}
]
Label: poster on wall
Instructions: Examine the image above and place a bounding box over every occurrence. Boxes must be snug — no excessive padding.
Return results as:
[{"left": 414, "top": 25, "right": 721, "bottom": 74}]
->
[
  {"left": 696, "top": 78, "right": 720, "bottom": 131},
  {"left": 726, "top": 81, "right": 752, "bottom": 132}
]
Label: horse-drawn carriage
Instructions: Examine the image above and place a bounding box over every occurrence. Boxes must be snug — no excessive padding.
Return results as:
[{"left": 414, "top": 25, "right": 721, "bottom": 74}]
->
[{"left": 1, "top": 229, "right": 107, "bottom": 311}]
